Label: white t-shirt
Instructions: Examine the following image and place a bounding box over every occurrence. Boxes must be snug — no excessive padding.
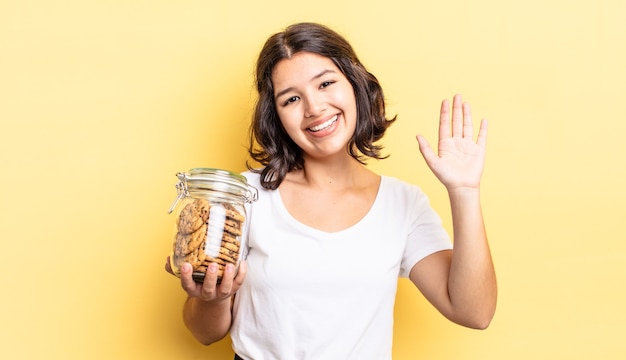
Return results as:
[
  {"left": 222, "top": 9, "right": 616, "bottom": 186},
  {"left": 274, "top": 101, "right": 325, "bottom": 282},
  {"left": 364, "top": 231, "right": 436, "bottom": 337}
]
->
[{"left": 231, "top": 171, "right": 452, "bottom": 360}]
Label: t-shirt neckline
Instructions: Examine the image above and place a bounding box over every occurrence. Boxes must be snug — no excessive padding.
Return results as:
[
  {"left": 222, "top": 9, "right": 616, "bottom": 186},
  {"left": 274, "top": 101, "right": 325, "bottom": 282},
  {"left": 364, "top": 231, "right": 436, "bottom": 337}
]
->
[{"left": 272, "top": 176, "right": 386, "bottom": 236}]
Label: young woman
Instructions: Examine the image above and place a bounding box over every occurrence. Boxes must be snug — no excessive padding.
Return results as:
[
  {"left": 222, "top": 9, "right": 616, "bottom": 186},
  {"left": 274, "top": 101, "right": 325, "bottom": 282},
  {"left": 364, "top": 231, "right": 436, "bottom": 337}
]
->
[{"left": 168, "top": 22, "right": 497, "bottom": 359}]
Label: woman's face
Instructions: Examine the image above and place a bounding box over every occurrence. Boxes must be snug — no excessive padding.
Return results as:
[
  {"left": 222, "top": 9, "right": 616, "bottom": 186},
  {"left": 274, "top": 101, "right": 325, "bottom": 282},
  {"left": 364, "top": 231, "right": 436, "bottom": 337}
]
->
[{"left": 271, "top": 51, "right": 357, "bottom": 161}]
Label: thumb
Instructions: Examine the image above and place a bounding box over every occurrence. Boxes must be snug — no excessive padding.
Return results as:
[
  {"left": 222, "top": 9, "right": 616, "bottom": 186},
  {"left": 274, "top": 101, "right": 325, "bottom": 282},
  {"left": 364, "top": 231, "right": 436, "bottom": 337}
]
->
[{"left": 416, "top": 135, "right": 437, "bottom": 165}]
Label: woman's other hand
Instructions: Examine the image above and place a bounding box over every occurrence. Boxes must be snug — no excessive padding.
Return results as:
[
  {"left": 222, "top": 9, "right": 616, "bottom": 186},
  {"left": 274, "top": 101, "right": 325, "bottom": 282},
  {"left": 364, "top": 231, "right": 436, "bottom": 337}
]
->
[{"left": 416, "top": 94, "right": 488, "bottom": 192}]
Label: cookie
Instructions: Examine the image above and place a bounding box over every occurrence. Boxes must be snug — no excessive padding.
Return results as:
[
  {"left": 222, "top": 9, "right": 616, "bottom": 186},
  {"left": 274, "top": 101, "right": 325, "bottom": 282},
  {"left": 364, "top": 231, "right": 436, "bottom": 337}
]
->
[
  {"left": 224, "top": 218, "right": 241, "bottom": 229},
  {"left": 223, "top": 223, "right": 242, "bottom": 237},
  {"left": 224, "top": 203, "right": 245, "bottom": 223},
  {"left": 196, "top": 240, "right": 207, "bottom": 263},
  {"left": 221, "top": 233, "right": 240, "bottom": 246},
  {"left": 221, "top": 240, "right": 239, "bottom": 253},
  {"left": 186, "top": 223, "right": 207, "bottom": 254},
  {"left": 174, "top": 223, "right": 208, "bottom": 257},
  {"left": 177, "top": 199, "right": 210, "bottom": 234},
  {"left": 217, "top": 250, "right": 238, "bottom": 264},
  {"left": 184, "top": 248, "right": 203, "bottom": 269},
  {"left": 202, "top": 256, "right": 229, "bottom": 267},
  {"left": 174, "top": 231, "right": 187, "bottom": 257}
]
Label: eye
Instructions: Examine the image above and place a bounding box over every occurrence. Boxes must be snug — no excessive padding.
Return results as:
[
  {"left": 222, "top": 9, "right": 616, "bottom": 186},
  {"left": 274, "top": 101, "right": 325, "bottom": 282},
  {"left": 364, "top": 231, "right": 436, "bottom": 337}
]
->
[
  {"left": 320, "top": 81, "right": 335, "bottom": 89},
  {"left": 283, "top": 96, "right": 300, "bottom": 106}
]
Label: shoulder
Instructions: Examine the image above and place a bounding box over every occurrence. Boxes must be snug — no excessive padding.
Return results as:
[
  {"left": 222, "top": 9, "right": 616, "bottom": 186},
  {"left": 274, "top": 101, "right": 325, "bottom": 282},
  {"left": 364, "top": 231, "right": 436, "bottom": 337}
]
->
[
  {"left": 380, "top": 175, "right": 426, "bottom": 198},
  {"left": 377, "top": 175, "right": 435, "bottom": 216}
]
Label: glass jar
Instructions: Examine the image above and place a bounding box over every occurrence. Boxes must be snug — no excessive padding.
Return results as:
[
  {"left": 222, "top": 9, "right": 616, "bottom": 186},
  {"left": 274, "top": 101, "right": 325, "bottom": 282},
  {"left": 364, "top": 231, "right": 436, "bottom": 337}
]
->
[{"left": 168, "top": 168, "right": 257, "bottom": 283}]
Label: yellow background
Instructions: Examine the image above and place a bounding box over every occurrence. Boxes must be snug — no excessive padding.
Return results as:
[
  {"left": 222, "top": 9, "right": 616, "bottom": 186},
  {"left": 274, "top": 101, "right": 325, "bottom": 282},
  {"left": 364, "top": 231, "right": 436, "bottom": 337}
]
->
[{"left": 2, "top": 0, "right": 625, "bottom": 359}]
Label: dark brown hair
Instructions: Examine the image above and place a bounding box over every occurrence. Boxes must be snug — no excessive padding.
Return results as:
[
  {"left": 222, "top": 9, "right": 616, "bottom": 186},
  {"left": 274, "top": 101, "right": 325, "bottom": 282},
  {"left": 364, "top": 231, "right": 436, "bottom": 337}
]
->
[{"left": 247, "top": 22, "right": 396, "bottom": 190}]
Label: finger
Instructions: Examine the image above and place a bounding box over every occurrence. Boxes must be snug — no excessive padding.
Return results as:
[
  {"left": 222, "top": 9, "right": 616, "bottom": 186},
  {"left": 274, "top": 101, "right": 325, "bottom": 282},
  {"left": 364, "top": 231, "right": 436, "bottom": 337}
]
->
[
  {"left": 462, "top": 101, "right": 474, "bottom": 139},
  {"left": 232, "top": 260, "right": 248, "bottom": 292},
  {"left": 200, "top": 262, "right": 220, "bottom": 296},
  {"left": 451, "top": 94, "right": 463, "bottom": 138},
  {"left": 476, "top": 118, "right": 488, "bottom": 147},
  {"left": 216, "top": 263, "right": 237, "bottom": 296},
  {"left": 416, "top": 135, "right": 437, "bottom": 166},
  {"left": 439, "top": 98, "right": 451, "bottom": 140},
  {"left": 180, "top": 262, "right": 201, "bottom": 294},
  {"left": 233, "top": 260, "right": 248, "bottom": 287}
]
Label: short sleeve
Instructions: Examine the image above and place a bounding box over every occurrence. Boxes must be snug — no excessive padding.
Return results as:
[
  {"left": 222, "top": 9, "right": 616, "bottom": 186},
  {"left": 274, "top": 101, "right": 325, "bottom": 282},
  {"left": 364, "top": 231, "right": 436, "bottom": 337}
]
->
[{"left": 398, "top": 182, "right": 452, "bottom": 278}]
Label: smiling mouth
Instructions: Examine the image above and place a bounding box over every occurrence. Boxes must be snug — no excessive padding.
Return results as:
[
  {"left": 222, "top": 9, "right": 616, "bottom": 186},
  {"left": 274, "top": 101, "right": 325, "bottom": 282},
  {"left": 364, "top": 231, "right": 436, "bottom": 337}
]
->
[{"left": 308, "top": 115, "right": 338, "bottom": 132}]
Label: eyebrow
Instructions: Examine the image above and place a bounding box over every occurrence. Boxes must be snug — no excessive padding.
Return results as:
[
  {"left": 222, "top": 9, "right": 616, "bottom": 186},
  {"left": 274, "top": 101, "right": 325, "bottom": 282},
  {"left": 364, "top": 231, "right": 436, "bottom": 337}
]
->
[{"left": 274, "top": 69, "right": 338, "bottom": 100}]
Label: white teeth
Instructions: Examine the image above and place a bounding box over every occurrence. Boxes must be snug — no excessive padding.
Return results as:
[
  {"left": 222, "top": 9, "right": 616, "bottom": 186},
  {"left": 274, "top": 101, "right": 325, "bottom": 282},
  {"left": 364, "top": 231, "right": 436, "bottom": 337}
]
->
[{"left": 308, "top": 115, "right": 338, "bottom": 132}]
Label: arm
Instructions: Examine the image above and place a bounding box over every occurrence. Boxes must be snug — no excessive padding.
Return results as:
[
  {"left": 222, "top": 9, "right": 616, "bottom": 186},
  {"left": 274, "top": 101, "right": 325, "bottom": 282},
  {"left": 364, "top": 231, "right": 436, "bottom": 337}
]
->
[
  {"left": 167, "top": 260, "right": 247, "bottom": 344},
  {"left": 413, "top": 94, "right": 497, "bottom": 329}
]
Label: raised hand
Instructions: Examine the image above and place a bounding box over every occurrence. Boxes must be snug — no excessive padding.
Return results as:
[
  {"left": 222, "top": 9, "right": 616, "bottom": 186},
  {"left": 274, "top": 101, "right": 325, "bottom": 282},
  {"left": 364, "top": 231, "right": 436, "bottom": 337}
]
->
[{"left": 416, "top": 94, "right": 488, "bottom": 192}]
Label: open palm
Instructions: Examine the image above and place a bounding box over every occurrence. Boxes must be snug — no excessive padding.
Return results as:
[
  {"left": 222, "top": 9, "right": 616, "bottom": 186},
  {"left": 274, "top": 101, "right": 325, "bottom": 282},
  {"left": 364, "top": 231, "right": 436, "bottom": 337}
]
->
[{"left": 417, "top": 94, "right": 488, "bottom": 191}]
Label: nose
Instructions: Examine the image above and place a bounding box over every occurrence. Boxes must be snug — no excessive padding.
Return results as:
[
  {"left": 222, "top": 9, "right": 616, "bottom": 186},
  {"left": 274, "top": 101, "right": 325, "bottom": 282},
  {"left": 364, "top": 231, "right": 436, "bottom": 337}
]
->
[{"left": 303, "top": 93, "right": 326, "bottom": 118}]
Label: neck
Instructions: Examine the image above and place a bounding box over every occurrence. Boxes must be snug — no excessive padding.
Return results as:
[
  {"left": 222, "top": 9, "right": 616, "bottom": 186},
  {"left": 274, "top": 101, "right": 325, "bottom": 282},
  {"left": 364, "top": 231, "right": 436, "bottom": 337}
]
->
[{"left": 295, "top": 155, "right": 373, "bottom": 190}]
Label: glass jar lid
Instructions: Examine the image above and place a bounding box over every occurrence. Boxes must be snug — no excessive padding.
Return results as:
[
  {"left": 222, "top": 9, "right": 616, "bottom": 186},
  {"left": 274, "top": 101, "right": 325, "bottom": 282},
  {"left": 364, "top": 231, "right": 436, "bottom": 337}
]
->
[{"left": 168, "top": 167, "right": 258, "bottom": 213}]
